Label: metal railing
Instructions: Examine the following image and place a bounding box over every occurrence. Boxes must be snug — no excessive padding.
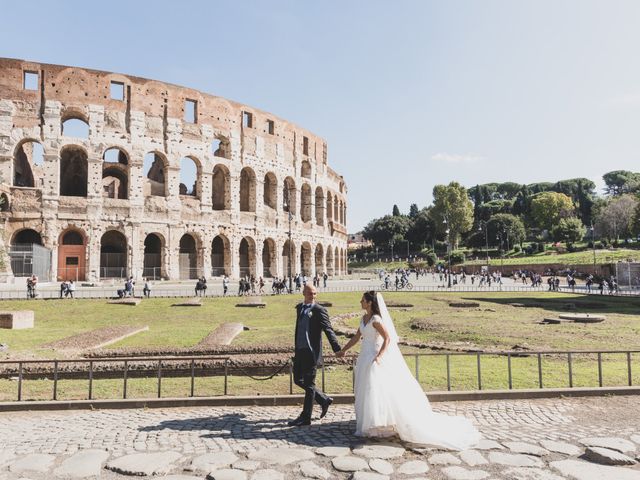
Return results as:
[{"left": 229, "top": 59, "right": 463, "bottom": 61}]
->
[{"left": 2, "top": 349, "right": 639, "bottom": 403}]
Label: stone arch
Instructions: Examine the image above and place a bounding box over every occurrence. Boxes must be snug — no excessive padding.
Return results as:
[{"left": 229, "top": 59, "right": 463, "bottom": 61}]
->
[
  {"left": 326, "top": 191, "right": 333, "bottom": 221},
  {"left": 100, "top": 230, "right": 128, "bottom": 278},
  {"left": 239, "top": 236, "right": 256, "bottom": 277},
  {"left": 102, "top": 147, "right": 129, "bottom": 199},
  {"left": 283, "top": 176, "right": 297, "bottom": 214},
  {"left": 61, "top": 116, "right": 89, "bottom": 139},
  {"left": 60, "top": 145, "right": 88, "bottom": 197},
  {"left": 212, "top": 134, "right": 231, "bottom": 159},
  {"left": 315, "top": 243, "right": 324, "bottom": 275},
  {"left": 340, "top": 247, "right": 346, "bottom": 275},
  {"left": 211, "top": 234, "right": 231, "bottom": 276},
  {"left": 12, "top": 228, "right": 42, "bottom": 246},
  {"left": 334, "top": 197, "right": 340, "bottom": 222},
  {"left": 301, "top": 160, "right": 312, "bottom": 179},
  {"left": 57, "top": 228, "right": 87, "bottom": 281},
  {"left": 143, "top": 233, "right": 165, "bottom": 280},
  {"left": 282, "top": 239, "right": 296, "bottom": 278},
  {"left": 300, "top": 241, "right": 312, "bottom": 276},
  {"left": 240, "top": 167, "right": 256, "bottom": 212},
  {"left": 334, "top": 246, "right": 340, "bottom": 275},
  {"left": 13, "top": 140, "right": 44, "bottom": 188},
  {"left": 179, "top": 156, "right": 200, "bottom": 197},
  {"left": 262, "top": 237, "right": 277, "bottom": 278},
  {"left": 338, "top": 200, "right": 344, "bottom": 225},
  {"left": 315, "top": 187, "right": 325, "bottom": 226},
  {"left": 179, "top": 233, "right": 198, "bottom": 279},
  {"left": 212, "top": 164, "right": 231, "bottom": 210},
  {"left": 263, "top": 172, "right": 277, "bottom": 210},
  {"left": 300, "top": 183, "right": 312, "bottom": 223},
  {"left": 143, "top": 151, "right": 168, "bottom": 197},
  {"left": 326, "top": 245, "right": 334, "bottom": 276},
  {"left": 342, "top": 203, "right": 347, "bottom": 225}
]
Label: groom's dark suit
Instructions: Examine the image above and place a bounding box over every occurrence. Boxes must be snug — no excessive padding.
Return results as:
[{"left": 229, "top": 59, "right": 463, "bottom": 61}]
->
[{"left": 293, "top": 302, "right": 342, "bottom": 421}]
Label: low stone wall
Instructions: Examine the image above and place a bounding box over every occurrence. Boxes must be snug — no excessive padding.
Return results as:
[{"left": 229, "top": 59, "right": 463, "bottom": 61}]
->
[{"left": 0, "top": 311, "right": 34, "bottom": 329}]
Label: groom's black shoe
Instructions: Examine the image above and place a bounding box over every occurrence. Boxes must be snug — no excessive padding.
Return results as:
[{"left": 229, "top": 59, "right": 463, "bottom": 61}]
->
[
  {"left": 320, "top": 397, "right": 333, "bottom": 419},
  {"left": 287, "top": 416, "right": 311, "bottom": 426}
]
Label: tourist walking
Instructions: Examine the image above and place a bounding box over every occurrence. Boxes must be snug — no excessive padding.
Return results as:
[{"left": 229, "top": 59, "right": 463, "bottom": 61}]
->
[{"left": 143, "top": 279, "right": 151, "bottom": 298}]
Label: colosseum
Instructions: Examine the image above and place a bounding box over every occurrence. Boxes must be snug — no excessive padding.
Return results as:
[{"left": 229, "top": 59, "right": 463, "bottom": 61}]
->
[{"left": 0, "top": 58, "right": 348, "bottom": 282}]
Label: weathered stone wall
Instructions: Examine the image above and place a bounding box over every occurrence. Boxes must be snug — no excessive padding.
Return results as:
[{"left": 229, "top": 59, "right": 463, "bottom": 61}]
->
[{"left": 0, "top": 58, "right": 348, "bottom": 281}]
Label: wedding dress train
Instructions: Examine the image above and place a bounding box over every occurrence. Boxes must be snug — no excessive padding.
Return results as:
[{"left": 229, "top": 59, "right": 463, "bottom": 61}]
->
[{"left": 354, "top": 295, "right": 481, "bottom": 450}]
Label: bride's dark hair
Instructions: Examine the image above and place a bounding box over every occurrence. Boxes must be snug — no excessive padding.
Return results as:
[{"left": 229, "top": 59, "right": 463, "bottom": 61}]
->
[{"left": 363, "top": 290, "right": 381, "bottom": 316}]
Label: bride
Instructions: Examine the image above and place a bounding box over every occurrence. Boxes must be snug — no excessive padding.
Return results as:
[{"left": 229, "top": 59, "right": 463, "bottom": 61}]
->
[{"left": 336, "top": 291, "right": 481, "bottom": 450}]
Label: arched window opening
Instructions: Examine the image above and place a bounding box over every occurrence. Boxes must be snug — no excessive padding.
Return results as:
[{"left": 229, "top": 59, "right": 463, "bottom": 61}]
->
[
  {"left": 334, "top": 246, "right": 340, "bottom": 275},
  {"left": 62, "top": 118, "right": 89, "bottom": 139},
  {"left": 143, "top": 152, "right": 166, "bottom": 197},
  {"left": 143, "top": 233, "right": 163, "bottom": 280},
  {"left": 326, "top": 246, "right": 334, "bottom": 276},
  {"left": 212, "top": 135, "right": 231, "bottom": 159},
  {"left": 283, "top": 177, "right": 297, "bottom": 214},
  {"left": 14, "top": 141, "right": 44, "bottom": 188},
  {"left": 211, "top": 235, "right": 230, "bottom": 276},
  {"left": 263, "top": 172, "right": 277, "bottom": 210},
  {"left": 282, "top": 239, "right": 295, "bottom": 278},
  {"left": 301, "top": 160, "right": 312, "bottom": 179},
  {"left": 240, "top": 168, "right": 256, "bottom": 212},
  {"left": 239, "top": 237, "right": 256, "bottom": 278},
  {"left": 100, "top": 230, "right": 127, "bottom": 278},
  {"left": 179, "top": 234, "right": 198, "bottom": 279},
  {"left": 179, "top": 157, "right": 198, "bottom": 197},
  {"left": 326, "top": 192, "right": 333, "bottom": 221},
  {"left": 60, "top": 146, "right": 88, "bottom": 197},
  {"left": 300, "top": 242, "right": 312, "bottom": 276},
  {"left": 102, "top": 148, "right": 129, "bottom": 200},
  {"left": 212, "top": 165, "right": 230, "bottom": 210},
  {"left": 315, "top": 244, "right": 324, "bottom": 275},
  {"left": 300, "top": 183, "right": 312, "bottom": 223},
  {"left": 13, "top": 229, "right": 42, "bottom": 246},
  {"left": 62, "top": 230, "right": 84, "bottom": 245},
  {"left": 262, "top": 238, "right": 276, "bottom": 278}
]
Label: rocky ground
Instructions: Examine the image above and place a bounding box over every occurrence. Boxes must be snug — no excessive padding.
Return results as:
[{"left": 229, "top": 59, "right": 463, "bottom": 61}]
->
[{"left": 1, "top": 395, "right": 640, "bottom": 479}]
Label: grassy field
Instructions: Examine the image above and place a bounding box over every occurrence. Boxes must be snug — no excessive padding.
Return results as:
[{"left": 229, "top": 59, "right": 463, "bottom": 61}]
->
[{"left": 1, "top": 291, "right": 639, "bottom": 400}]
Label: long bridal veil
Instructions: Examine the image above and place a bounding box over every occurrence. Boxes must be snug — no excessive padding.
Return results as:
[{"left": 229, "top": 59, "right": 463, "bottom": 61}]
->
[{"left": 366, "top": 292, "right": 481, "bottom": 450}]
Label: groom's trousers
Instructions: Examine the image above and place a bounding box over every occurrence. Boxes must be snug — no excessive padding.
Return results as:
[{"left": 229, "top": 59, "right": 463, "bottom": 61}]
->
[{"left": 293, "top": 348, "right": 330, "bottom": 420}]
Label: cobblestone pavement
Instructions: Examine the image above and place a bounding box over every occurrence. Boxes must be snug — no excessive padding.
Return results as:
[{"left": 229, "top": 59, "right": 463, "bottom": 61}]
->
[{"left": 1, "top": 396, "right": 640, "bottom": 479}]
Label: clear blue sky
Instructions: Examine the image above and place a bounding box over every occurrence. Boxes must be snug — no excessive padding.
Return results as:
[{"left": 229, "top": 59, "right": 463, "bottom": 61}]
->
[{"left": 2, "top": 1, "right": 640, "bottom": 232}]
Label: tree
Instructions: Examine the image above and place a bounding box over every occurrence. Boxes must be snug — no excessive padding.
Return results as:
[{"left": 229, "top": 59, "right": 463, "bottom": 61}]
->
[
  {"left": 603, "top": 170, "right": 640, "bottom": 196},
  {"left": 530, "top": 192, "right": 575, "bottom": 231},
  {"left": 594, "top": 194, "right": 639, "bottom": 242},
  {"left": 551, "top": 217, "right": 586, "bottom": 244},
  {"left": 392, "top": 204, "right": 401, "bottom": 216},
  {"left": 408, "top": 203, "right": 419, "bottom": 219},
  {"left": 487, "top": 214, "right": 526, "bottom": 249},
  {"left": 406, "top": 207, "right": 435, "bottom": 247},
  {"left": 430, "top": 182, "right": 474, "bottom": 249},
  {"left": 362, "top": 215, "right": 411, "bottom": 247}
]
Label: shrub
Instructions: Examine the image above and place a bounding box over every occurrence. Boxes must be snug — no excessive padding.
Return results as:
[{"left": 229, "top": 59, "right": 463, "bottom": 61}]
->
[
  {"left": 449, "top": 251, "right": 465, "bottom": 265},
  {"left": 537, "top": 242, "right": 545, "bottom": 253},
  {"left": 513, "top": 245, "right": 522, "bottom": 253},
  {"left": 567, "top": 243, "right": 578, "bottom": 252}
]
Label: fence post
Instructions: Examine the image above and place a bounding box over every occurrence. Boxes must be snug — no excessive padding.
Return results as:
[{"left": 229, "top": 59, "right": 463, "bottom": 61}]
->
[
  {"left": 190, "top": 359, "right": 195, "bottom": 397},
  {"left": 507, "top": 354, "right": 512, "bottom": 390},
  {"left": 597, "top": 353, "right": 603, "bottom": 387},
  {"left": 17, "top": 362, "right": 23, "bottom": 401},
  {"left": 476, "top": 353, "right": 482, "bottom": 390},
  {"left": 446, "top": 354, "right": 451, "bottom": 391},
  {"left": 123, "top": 360, "right": 128, "bottom": 399},
  {"left": 628, "top": 352, "right": 633, "bottom": 387},
  {"left": 224, "top": 359, "right": 228, "bottom": 395},
  {"left": 568, "top": 353, "right": 573, "bottom": 388},
  {"left": 414, "top": 354, "right": 419, "bottom": 381},
  {"left": 289, "top": 361, "right": 293, "bottom": 395},
  {"left": 537, "top": 353, "right": 543, "bottom": 389},
  {"left": 53, "top": 360, "right": 58, "bottom": 401},
  {"left": 88, "top": 361, "right": 93, "bottom": 400}
]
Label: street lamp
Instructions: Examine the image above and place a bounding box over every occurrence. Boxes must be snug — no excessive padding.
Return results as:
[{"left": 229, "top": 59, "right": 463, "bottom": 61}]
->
[
  {"left": 478, "top": 221, "right": 490, "bottom": 274},
  {"left": 590, "top": 222, "right": 597, "bottom": 270},
  {"left": 443, "top": 217, "right": 451, "bottom": 288},
  {"left": 283, "top": 191, "right": 293, "bottom": 293}
]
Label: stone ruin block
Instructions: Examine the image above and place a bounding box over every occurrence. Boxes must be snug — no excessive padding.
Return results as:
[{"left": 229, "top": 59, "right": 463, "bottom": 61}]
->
[{"left": 0, "top": 310, "right": 34, "bottom": 329}]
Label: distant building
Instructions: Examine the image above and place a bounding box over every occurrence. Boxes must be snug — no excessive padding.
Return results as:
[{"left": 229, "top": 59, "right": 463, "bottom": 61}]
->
[{"left": 347, "top": 232, "right": 371, "bottom": 250}]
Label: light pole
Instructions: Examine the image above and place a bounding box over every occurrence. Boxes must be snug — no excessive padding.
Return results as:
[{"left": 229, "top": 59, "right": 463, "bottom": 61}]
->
[
  {"left": 284, "top": 191, "right": 293, "bottom": 293},
  {"left": 479, "top": 221, "right": 490, "bottom": 274},
  {"left": 406, "top": 240, "right": 410, "bottom": 260},
  {"left": 390, "top": 241, "right": 394, "bottom": 262},
  {"left": 590, "top": 222, "right": 596, "bottom": 271},
  {"left": 443, "top": 217, "right": 451, "bottom": 288}
]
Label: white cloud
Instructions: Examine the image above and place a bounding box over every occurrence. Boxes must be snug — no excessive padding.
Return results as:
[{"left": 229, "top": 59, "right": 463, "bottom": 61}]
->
[{"left": 431, "top": 152, "right": 485, "bottom": 164}]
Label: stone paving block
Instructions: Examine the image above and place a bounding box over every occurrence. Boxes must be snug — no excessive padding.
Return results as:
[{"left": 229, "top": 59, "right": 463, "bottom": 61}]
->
[
  {"left": 579, "top": 436, "right": 636, "bottom": 453},
  {"left": 350, "top": 472, "right": 389, "bottom": 480},
  {"left": 551, "top": 459, "right": 640, "bottom": 479},
  {"left": 250, "top": 469, "right": 284, "bottom": 480},
  {"left": 502, "top": 467, "right": 566, "bottom": 479},
  {"left": 352, "top": 444, "right": 405, "bottom": 459},
  {"left": 0, "top": 450, "right": 16, "bottom": 468},
  {"left": 332, "top": 455, "right": 369, "bottom": 472},
  {"left": 441, "top": 466, "right": 490, "bottom": 480},
  {"left": 247, "top": 447, "right": 314, "bottom": 465},
  {"left": 315, "top": 446, "right": 351, "bottom": 457},
  {"left": 233, "top": 460, "right": 261, "bottom": 471},
  {"left": 53, "top": 449, "right": 110, "bottom": 478},
  {"left": 473, "top": 440, "right": 503, "bottom": 451},
  {"left": 206, "top": 469, "right": 247, "bottom": 480},
  {"left": 459, "top": 450, "right": 488, "bottom": 466},
  {"left": 503, "top": 441, "right": 550, "bottom": 456},
  {"left": 369, "top": 458, "right": 393, "bottom": 475},
  {"left": 631, "top": 434, "right": 640, "bottom": 445},
  {"left": 187, "top": 452, "right": 239, "bottom": 473},
  {"left": 487, "top": 452, "right": 543, "bottom": 467},
  {"left": 584, "top": 446, "right": 636, "bottom": 466},
  {"left": 539, "top": 440, "right": 582, "bottom": 456},
  {"left": 429, "top": 452, "right": 461, "bottom": 465},
  {"left": 164, "top": 476, "right": 205, "bottom": 480},
  {"left": 105, "top": 451, "right": 183, "bottom": 476},
  {"left": 9, "top": 454, "right": 55, "bottom": 473},
  {"left": 397, "top": 459, "right": 430, "bottom": 474},
  {"left": 298, "top": 460, "right": 331, "bottom": 479}
]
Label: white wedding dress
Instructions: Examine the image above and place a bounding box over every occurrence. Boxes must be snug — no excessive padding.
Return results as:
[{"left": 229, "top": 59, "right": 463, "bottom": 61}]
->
[{"left": 354, "top": 295, "right": 481, "bottom": 450}]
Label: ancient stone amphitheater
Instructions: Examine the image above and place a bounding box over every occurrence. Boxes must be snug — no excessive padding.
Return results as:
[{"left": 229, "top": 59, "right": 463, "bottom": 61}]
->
[{"left": 0, "top": 58, "right": 347, "bottom": 282}]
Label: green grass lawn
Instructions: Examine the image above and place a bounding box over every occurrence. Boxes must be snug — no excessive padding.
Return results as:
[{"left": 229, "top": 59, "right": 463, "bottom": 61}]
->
[
  {"left": 1, "top": 291, "right": 639, "bottom": 400},
  {"left": 463, "top": 247, "right": 639, "bottom": 266}
]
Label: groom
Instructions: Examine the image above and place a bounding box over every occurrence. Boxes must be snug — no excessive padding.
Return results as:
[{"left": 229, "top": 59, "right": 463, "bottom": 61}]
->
[{"left": 288, "top": 284, "right": 342, "bottom": 426}]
